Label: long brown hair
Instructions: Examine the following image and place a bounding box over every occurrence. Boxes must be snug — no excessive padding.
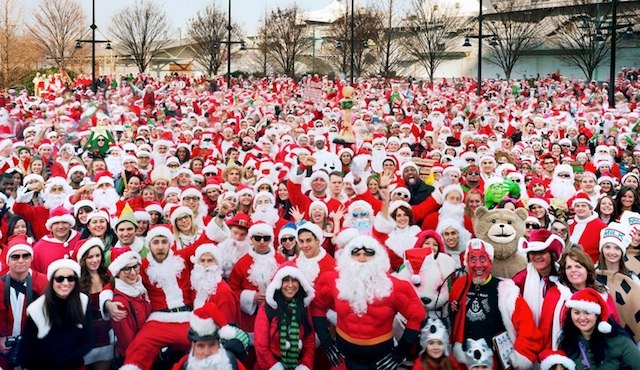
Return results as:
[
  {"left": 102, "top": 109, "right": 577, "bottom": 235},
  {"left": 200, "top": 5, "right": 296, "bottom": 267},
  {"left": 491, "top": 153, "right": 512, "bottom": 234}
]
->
[
  {"left": 559, "top": 248, "right": 606, "bottom": 293},
  {"left": 79, "top": 246, "right": 110, "bottom": 294}
]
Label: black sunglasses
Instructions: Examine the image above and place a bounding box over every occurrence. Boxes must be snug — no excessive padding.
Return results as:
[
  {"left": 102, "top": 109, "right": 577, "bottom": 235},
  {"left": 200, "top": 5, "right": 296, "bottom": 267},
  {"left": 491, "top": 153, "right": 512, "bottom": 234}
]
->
[
  {"left": 252, "top": 235, "right": 272, "bottom": 242},
  {"left": 525, "top": 223, "right": 540, "bottom": 229},
  {"left": 9, "top": 253, "right": 32, "bottom": 261},
  {"left": 53, "top": 275, "right": 78, "bottom": 283},
  {"left": 557, "top": 173, "right": 571, "bottom": 178},
  {"left": 280, "top": 236, "right": 295, "bottom": 243},
  {"left": 351, "top": 246, "right": 376, "bottom": 256},
  {"left": 121, "top": 264, "right": 141, "bottom": 273},
  {"left": 393, "top": 193, "right": 410, "bottom": 199}
]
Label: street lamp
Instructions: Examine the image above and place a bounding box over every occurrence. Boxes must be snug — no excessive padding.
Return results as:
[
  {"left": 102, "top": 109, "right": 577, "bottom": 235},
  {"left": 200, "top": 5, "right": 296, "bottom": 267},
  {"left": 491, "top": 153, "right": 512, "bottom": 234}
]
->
[
  {"left": 215, "top": 0, "right": 245, "bottom": 89},
  {"left": 599, "top": 0, "right": 634, "bottom": 106},
  {"left": 460, "top": 0, "right": 491, "bottom": 96},
  {"left": 76, "top": 0, "right": 111, "bottom": 93}
]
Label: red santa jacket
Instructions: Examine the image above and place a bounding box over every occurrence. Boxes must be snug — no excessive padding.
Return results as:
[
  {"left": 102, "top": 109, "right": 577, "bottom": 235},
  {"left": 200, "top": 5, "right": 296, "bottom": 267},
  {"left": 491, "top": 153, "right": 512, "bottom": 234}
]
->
[
  {"left": 0, "top": 270, "right": 48, "bottom": 337},
  {"left": 11, "top": 202, "right": 51, "bottom": 240},
  {"left": 568, "top": 214, "right": 606, "bottom": 264},
  {"left": 293, "top": 248, "right": 335, "bottom": 288},
  {"left": 253, "top": 304, "right": 315, "bottom": 370},
  {"left": 286, "top": 178, "right": 343, "bottom": 219},
  {"left": 192, "top": 279, "right": 238, "bottom": 325},
  {"left": 111, "top": 279, "right": 152, "bottom": 355},
  {"left": 31, "top": 230, "right": 83, "bottom": 274},
  {"left": 311, "top": 270, "right": 425, "bottom": 345}
]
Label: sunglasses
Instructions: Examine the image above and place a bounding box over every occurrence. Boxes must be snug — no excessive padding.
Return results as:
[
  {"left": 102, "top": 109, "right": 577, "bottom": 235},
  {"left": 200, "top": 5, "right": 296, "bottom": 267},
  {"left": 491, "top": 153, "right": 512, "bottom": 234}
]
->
[
  {"left": 525, "top": 223, "right": 540, "bottom": 229},
  {"left": 280, "top": 236, "right": 296, "bottom": 243},
  {"left": 557, "top": 173, "right": 571, "bottom": 178},
  {"left": 466, "top": 172, "right": 479, "bottom": 176},
  {"left": 9, "top": 253, "right": 32, "bottom": 261},
  {"left": 511, "top": 179, "right": 521, "bottom": 183},
  {"left": 393, "top": 193, "right": 410, "bottom": 199},
  {"left": 121, "top": 264, "right": 141, "bottom": 273},
  {"left": 352, "top": 211, "right": 368, "bottom": 218},
  {"left": 53, "top": 275, "right": 78, "bottom": 283},
  {"left": 252, "top": 235, "right": 272, "bottom": 242},
  {"left": 350, "top": 246, "right": 376, "bottom": 256}
]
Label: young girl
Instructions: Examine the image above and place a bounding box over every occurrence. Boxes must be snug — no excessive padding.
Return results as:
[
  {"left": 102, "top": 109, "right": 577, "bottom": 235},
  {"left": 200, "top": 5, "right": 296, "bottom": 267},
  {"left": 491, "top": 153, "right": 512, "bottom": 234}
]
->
[{"left": 412, "top": 317, "right": 462, "bottom": 370}]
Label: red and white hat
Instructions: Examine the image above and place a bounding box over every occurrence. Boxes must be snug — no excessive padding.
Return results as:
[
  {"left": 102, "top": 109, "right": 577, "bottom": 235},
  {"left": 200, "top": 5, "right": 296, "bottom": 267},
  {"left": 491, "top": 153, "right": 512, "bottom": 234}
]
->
[
  {"left": 527, "top": 197, "right": 550, "bottom": 210},
  {"left": 108, "top": 247, "right": 141, "bottom": 276},
  {"left": 94, "top": 170, "right": 114, "bottom": 187},
  {"left": 46, "top": 206, "right": 76, "bottom": 230},
  {"left": 180, "top": 186, "right": 202, "bottom": 201},
  {"left": 47, "top": 258, "right": 81, "bottom": 280},
  {"left": 190, "top": 243, "right": 223, "bottom": 266},
  {"left": 189, "top": 303, "right": 237, "bottom": 341},
  {"left": 265, "top": 262, "right": 315, "bottom": 309},
  {"left": 599, "top": 222, "right": 631, "bottom": 254},
  {"left": 518, "top": 229, "right": 564, "bottom": 257},
  {"left": 539, "top": 350, "right": 575, "bottom": 370},
  {"left": 169, "top": 205, "right": 193, "bottom": 225},
  {"left": 74, "top": 237, "right": 104, "bottom": 262},
  {"left": 145, "top": 225, "right": 175, "bottom": 246},
  {"left": 567, "top": 192, "right": 592, "bottom": 209},
  {"left": 565, "top": 287, "right": 612, "bottom": 333},
  {"left": 247, "top": 221, "right": 274, "bottom": 239},
  {"left": 5, "top": 235, "right": 34, "bottom": 264}
]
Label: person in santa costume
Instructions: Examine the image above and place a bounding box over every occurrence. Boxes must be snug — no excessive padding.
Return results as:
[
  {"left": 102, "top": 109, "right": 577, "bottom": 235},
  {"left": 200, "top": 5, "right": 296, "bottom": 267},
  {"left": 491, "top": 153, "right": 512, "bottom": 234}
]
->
[
  {"left": 420, "top": 184, "right": 474, "bottom": 236},
  {"left": 512, "top": 229, "right": 571, "bottom": 350},
  {"left": 172, "top": 303, "right": 247, "bottom": 370},
  {"left": 0, "top": 235, "right": 48, "bottom": 370},
  {"left": 567, "top": 192, "right": 607, "bottom": 264},
  {"left": 30, "top": 205, "right": 83, "bottom": 273},
  {"left": 293, "top": 221, "right": 336, "bottom": 288},
  {"left": 189, "top": 243, "right": 236, "bottom": 322},
  {"left": 311, "top": 235, "right": 425, "bottom": 369},
  {"left": 547, "top": 164, "right": 577, "bottom": 203},
  {"left": 538, "top": 349, "right": 575, "bottom": 370},
  {"left": 206, "top": 212, "right": 252, "bottom": 279},
  {"left": 449, "top": 239, "right": 542, "bottom": 369},
  {"left": 228, "top": 221, "right": 285, "bottom": 366},
  {"left": 254, "top": 263, "right": 316, "bottom": 370},
  {"left": 119, "top": 225, "right": 200, "bottom": 370}
]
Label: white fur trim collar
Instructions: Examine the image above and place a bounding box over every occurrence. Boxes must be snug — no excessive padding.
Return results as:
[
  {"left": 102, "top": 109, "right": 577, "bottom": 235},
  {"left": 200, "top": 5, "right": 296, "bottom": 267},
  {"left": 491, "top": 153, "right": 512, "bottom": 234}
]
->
[{"left": 27, "top": 293, "right": 89, "bottom": 338}]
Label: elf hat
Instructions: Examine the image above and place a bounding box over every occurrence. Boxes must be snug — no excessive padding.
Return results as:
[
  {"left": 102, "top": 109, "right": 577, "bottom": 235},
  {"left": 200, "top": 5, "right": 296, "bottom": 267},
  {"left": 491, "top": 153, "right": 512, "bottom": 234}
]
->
[{"left": 565, "top": 287, "right": 612, "bottom": 333}]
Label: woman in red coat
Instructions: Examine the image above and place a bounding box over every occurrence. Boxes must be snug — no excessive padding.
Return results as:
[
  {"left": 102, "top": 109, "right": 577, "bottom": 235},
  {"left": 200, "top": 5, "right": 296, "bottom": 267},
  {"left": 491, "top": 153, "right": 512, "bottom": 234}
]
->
[{"left": 254, "top": 264, "right": 315, "bottom": 370}]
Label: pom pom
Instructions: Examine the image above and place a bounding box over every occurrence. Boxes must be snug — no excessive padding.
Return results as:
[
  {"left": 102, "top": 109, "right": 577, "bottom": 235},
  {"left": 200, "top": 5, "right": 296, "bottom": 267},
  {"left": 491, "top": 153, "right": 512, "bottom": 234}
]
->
[
  {"left": 411, "top": 274, "right": 422, "bottom": 286},
  {"left": 598, "top": 321, "right": 611, "bottom": 333},
  {"left": 218, "top": 325, "right": 237, "bottom": 340}
]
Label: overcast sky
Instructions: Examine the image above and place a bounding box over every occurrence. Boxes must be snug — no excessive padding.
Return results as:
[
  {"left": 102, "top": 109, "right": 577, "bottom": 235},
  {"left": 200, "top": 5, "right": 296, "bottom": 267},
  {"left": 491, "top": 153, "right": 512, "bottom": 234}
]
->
[{"left": 20, "top": 0, "right": 392, "bottom": 36}]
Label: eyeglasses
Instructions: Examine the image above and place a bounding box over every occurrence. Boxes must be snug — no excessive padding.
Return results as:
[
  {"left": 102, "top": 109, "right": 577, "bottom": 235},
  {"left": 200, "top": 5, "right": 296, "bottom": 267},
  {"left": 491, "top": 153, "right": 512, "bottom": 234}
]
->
[
  {"left": 557, "top": 173, "right": 571, "bottom": 178},
  {"left": 9, "top": 253, "right": 32, "bottom": 261},
  {"left": 121, "top": 264, "right": 141, "bottom": 274},
  {"left": 525, "top": 223, "right": 540, "bottom": 229},
  {"left": 53, "top": 275, "right": 78, "bottom": 283},
  {"left": 350, "top": 246, "right": 376, "bottom": 256},
  {"left": 352, "top": 211, "right": 368, "bottom": 218},
  {"left": 280, "top": 236, "right": 296, "bottom": 243},
  {"left": 252, "top": 235, "right": 272, "bottom": 242},
  {"left": 511, "top": 178, "right": 521, "bottom": 183},
  {"left": 466, "top": 172, "right": 479, "bottom": 176}
]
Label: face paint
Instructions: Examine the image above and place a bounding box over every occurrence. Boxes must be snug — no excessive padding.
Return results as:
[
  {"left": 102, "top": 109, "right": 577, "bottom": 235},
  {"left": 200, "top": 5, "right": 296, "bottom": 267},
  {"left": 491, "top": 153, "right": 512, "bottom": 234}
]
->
[{"left": 467, "top": 247, "right": 492, "bottom": 284}]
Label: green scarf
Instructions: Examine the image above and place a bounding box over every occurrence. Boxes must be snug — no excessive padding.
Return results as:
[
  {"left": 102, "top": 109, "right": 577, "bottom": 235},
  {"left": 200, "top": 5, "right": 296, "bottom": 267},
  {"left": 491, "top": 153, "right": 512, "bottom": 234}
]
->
[{"left": 279, "top": 300, "right": 300, "bottom": 370}]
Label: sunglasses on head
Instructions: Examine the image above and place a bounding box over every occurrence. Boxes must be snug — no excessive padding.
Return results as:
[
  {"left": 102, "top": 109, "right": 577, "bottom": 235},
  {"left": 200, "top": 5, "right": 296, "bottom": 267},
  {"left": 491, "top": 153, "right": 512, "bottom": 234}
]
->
[
  {"left": 53, "top": 274, "right": 78, "bottom": 283},
  {"left": 352, "top": 211, "right": 368, "bottom": 218},
  {"left": 252, "top": 235, "right": 272, "bottom": 242},
  {"left": 9, "top": 253, "right": 31, "bottom": 261},
  {"left": 350, "top": 246, "right": 376, "bottom": 256},
  {"left": 280, "top": 236, "right": 295, "bottom": 243},
  {"left": 525, "top": 223, "right": 540, "bottom": 229}
]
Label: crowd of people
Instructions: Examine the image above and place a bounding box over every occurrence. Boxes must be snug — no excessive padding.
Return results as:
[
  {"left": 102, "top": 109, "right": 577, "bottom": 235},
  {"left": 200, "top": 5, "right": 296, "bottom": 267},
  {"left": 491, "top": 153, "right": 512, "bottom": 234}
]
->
[{"left": 0, "top": 69, "right": 640, "bottom": 370}]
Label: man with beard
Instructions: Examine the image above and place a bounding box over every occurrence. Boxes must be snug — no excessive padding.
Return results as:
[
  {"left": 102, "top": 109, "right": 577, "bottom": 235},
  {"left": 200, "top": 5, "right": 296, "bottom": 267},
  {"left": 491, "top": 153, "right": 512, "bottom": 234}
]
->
[
  {"left": 66, "top": 165, "right": 87, "bottom": 190},
  {"left": 120, "top": 225, "right": 199, "bottom": 370},
  {"left": 13, "top": 176, "right": 72, "bottom": 239},
  {"left": 546, "top": 164, "right": 577, "bottom": 202},
  {"left": 238, "top": 136, "right": 256, "bottom": 164},
  {"left": 206, "top": 212, "right": 252, "bottom": 279},
  {"left": 228, "top": 222, "right": 285, "bottom": 367},
  {"left": 190, "top": 244, "right": 237, "bottom": 322},
  {"left": 461, "top": 165, "right": 482, "bottom": 192},
  {"left": 172, "top": 303, "right": 247, "bottom": 370},
  {"left": 400, "top": 161, "right": 434, "bottom": 205},
  {"left": 92, "top": 171, "right": 120, "bottom": 215},
  {"left": 567, "top": 192, "right": 606, "bottom": 264},
  {"left": 250, "top": 191, "right": 286, "bottom": 231},
  {"left": 311, "top": 235, "right": 424, "bottom": 369},
  {"left": 30, "top": 206, "right": 82, "bottom": 273},
  {"left": 421, "top": 184, "right": 474, "bottom": 234},
  {"left": 527, "top": 177, "right": 547, "bottom": 198},
  {"left": 586, "top": 144, "right": 622, "bottom": 178},
  {"left": 449, "top": 239, "right": 541, "bottom": 369}
]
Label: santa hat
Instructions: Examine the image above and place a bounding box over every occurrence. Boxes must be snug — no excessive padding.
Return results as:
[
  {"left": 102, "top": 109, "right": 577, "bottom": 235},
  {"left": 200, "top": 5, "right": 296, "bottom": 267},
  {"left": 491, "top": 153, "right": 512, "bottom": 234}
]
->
[
  {"left": 145, "top": 225, "right": 175, "bottom": 246},
  {"left": 621, "top": 173, "right": 640, "bottom": 185},
  {"left": 180, "top": 186, "right": 202, "bottom": 201},
  {"left": 553, "top": 164, "right": 574, "bottom": 180},
  {"left": 567, "top": 192, "right": 592, "bottom": 209},
  {"left": 23, "top": 173, "right": 44, "bottom": 185},
  {"left": 442, "top": 184, "right": 464, "bottom": 200},
  {"left": 189, "top": 303, "right": 237, "bottom": 341},
  {"left": 45, "top": 206, "right": 75, "bottom": 230},
  {"left": 235, "top": 184, "right": 255, "bottom": 198},
  {"left": 420, "top": 317, "right": 450, "bottom": 355},
  {"left": 73, "top": 200, "right": 95, "bottom": 216},
  {"left": 527, "top": 197, "right": 550, "bottom": 210},
  {"left": 247, "top": 221, "right": 273, "bottom": 239},
  {"left": 296, "top": 221, "right": 324, "bottom": 244},
  {"left": 252, "top": 191, "right": 275, "bottom": 209},
  {"left": 190, "top": 243, "right": 223, "bottom": 266},
  {"left": 342, "top": 235, "right": 389, "bottom": 266},
  {"left": 86, "top": 209, "right": 110, "bottom": 225},
  {"left": 518, "top": 229, "right": 564, "bottom": 257},
  {"left": 464, "top": 239, "right": 494, "bottom": 267},
  {"left": 540, "top": 350, "right": 576, "bottom": 370},
  {"left": 389, "top": 200, "right": 411, "bottom": 216},
  {"left": 391, "top": 187, "right": 411, "bottom": 201},
  {"left": 108, "top": 247, "right": 141, "bottom": 276},
  {"left": 94, "top": 170, "right": 114, "bottom": 187},
  {"left": 134, "top": 210, "right": 150, "bottom": 222},
  {"left": 226, "top": 213, "right": 252, "bottom": 230},
  {"left": 309, "top": 170, "right": 329, "bottom": 184},
  {"left": 565, "top": 287, "right": 612, "bottom": 333},
  {"left": 74, "top": 237, "right": 104, "bottom": 262},
  {"left": 5, "top": 235, "right": 34, "bottom": 264},
  {"left": 309, "top": 200, "right": 328, "bottom": 215},
  {"left": 169, "top": 205, "right": 193, "bottom": 225},
  {"left": 47, "top": 258, "right": 81, "bottom": 280},
  {"left": 165, "top": 186, "right": 181, "bottom": 197},
  {"left": 145, "top": 202, "right": 163, "bottom": 215},
  {"left": 599, "top": 222, "right": 631, "bottom": 254},
  {"left": 265, "top": 263, "right": 315, "bottom": 309}
]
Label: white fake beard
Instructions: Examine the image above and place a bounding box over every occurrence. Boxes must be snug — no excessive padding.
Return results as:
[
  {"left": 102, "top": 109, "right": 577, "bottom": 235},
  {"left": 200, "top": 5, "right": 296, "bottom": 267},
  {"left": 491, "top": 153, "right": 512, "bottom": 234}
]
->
[
  {"left": 191, "top": 264, "right": 223, "bottom": 309},
  {"left": 151, "top": 151, "right": 167, "bottom": 167},
  {"left": 251, "top": 204, "right": 279, "bottom": 226},
  {"left": 146, "top": 254, "right": 186, "bottom": 287},
  {"left": 592, "top": 152, "right": 614, "bottom": 167},
  {"left": 217, "top": 238, "right": 251, "bottom": 278},
  {"left": 44, "top": 192, "right": 66, "bottom": 209},
  {"left": 186, "top": 348, "right": 232, "bottom": 370},
  {"left": 549, "top": 178, "right": 576, "bottom": 200},
  {"left": 336, "top": 255, "right": 392, "bottom": 317},
  {"left": 438, "top": 202, "right": 465, "bottom": 223},
  {"left": 93, "top": 187, "right": 121, "bottom": 213},
  {"left": 104, "top": 156, "right": 123, "bottom": 174},
  {"left": 247, "top": 250, "right": 278, "bottom": 291}
]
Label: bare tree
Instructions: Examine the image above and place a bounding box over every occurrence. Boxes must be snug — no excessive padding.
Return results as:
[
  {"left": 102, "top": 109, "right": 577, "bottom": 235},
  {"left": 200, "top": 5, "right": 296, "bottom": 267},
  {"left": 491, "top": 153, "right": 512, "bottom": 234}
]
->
[
  {"left": 263, "top": 6, "right": 310, "bottom": 77},
  {"left": 0, "top": 0, "right": 42, "bottom": 88},
  {"left": 252, "top": 19, "right": 271, "bottom": 76},
  {"left": 550, "top": 1, "right": 614, "bottom": 80},
  {"left": 327, "top": 6, "right": 383, "bottom": 78},
  {"left": 109, "top": 0, "right": 169, "bottom": 73},
  {"left": 188, "top": 3, "right": 243, "bottom": 76},
  {"left": 404, "top": 0, "right": 466, "bottom": 82},
  {"left": 27, "top": 0, "right": 85, "bottom": 69},
  {"left": 371, "top": 0, "right": 404, "bottom": 78},
  {"left": 484, "top": 0, "right": 544, "bottom": 79}
]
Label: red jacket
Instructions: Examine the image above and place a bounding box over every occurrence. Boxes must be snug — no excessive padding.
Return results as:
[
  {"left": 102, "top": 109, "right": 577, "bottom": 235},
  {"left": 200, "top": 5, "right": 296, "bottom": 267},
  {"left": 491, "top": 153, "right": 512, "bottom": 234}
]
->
[
  {"left": 253, "top": 304, "right": 315, "bottom": 370},
  {"left": 111, "top": 281, "right": 152, "bottom": 355}
]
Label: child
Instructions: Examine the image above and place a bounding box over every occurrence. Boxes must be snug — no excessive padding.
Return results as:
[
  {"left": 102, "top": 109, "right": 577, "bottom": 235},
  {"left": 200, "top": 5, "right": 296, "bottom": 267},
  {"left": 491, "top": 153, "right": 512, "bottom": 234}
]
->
[
  {"left": 540, "top": 349, "right": 576, "bottom": 370},
  {"left": 412, "top": 317, "right": 462, "bottom": 370}
]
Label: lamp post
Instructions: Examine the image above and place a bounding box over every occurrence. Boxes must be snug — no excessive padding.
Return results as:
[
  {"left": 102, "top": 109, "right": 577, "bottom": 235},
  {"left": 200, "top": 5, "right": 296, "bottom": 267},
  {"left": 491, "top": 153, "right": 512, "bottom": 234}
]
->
[
  {"left": 75, "top": 0, "right": 111, "bottom": 93},
  {"left": 215, "top": 0, "right": 245, "bottom": 89},
  {"left": 350, "top": 0, "right": 355, "bottom": 85},
  {"left": 462, "top": 0, "right": 498, "bottom": 97},
  {"left": 608, "top": 0, "right": 618, "bottom": 107}
]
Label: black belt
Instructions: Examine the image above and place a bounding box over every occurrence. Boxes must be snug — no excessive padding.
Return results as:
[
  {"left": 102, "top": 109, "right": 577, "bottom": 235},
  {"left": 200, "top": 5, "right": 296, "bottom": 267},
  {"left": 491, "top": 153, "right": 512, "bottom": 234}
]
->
[{"left": 160, "top": 305, "right": 192, "bottom": 313}]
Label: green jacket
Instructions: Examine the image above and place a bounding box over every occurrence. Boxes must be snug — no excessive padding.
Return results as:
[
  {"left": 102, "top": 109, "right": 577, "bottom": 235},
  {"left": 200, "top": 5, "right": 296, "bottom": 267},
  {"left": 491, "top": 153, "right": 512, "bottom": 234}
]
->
[{"left": 570, "top": 334, "right": 640, "bottom": 370}]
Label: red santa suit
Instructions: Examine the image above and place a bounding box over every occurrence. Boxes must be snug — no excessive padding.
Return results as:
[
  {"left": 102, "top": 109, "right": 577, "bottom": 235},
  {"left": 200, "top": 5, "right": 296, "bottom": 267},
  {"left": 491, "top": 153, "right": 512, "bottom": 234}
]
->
[
  {"left": 11, "top": 202, "right": 52, "bottom": 240},
  {"left": 111, "top": 278, "right": 152, "bottom": 356},
  {"left": 293, "top": 247, "right": 336, "bottom": 288},
  {"left": 287, "top": 169, "right": 343, "bottom": 219},
  {"left": 31, "top": 230, "right": 82, "bottom": 274},
  {"left": 568, "top": 213, "right": 606, "bottom": 264}
]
